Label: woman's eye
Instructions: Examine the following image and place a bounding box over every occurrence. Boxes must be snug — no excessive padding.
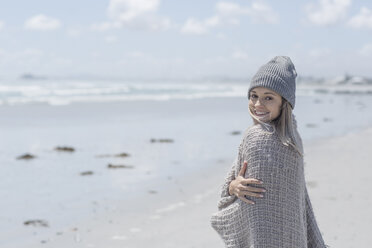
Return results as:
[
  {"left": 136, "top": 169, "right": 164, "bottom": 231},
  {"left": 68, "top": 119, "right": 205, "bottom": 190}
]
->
[
  {"left": 265, "top": 97, "right": 272, "bottom": 101},
  {"left": 251, "top": 94, "right": 258, "bottom": 98}
]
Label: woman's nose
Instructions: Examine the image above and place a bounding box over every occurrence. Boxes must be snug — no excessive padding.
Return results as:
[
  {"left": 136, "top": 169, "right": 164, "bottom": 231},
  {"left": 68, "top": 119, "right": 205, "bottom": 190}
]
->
[{"left": 255, "top": 98, "right": 263, "bottom": 107}]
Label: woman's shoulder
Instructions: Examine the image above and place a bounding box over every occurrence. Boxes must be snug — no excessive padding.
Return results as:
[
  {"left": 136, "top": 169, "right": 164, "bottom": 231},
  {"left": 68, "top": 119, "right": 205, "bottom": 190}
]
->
[
  {"left": 243, "top": 124, "right": 275, "bottom": 137},
  {"left": 241, "top": 124, "right": 279, "bottom": 145}
]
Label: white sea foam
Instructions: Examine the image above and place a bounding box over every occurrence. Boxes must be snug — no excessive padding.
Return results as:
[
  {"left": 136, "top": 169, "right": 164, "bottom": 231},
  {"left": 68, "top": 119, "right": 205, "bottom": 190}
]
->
[
  {"left": 0, "top": 80, "right": 248, "bottom": 106},
  {"left": 0, "top": 79, "right": 371, "bottom": 106}
]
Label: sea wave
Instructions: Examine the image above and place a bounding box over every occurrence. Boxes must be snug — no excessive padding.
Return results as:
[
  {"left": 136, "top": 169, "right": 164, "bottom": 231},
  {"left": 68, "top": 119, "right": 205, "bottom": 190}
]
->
[
  {"left": 0, "top": 80, "right": 371, "bottom": 106},
  {"left": 0, "top": 80, "right": 248, "bottom": 106}
]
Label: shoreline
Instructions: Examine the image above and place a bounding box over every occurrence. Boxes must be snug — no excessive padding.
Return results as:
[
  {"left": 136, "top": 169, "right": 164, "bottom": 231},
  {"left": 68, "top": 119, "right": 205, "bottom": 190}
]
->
[{"left": 1, "top": 94, "right": 371, "bottom": 141}]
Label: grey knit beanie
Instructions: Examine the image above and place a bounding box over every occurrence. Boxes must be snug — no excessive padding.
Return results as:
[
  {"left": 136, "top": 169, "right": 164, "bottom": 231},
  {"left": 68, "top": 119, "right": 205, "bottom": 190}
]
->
[{"left": 248, "top": 56, "right": 297, "bottom": 109}]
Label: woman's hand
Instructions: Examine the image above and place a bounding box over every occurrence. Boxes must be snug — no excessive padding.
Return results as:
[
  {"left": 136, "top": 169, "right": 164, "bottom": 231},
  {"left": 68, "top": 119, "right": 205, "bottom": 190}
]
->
[{"left": 228, "top": 161, "right": 266, "bottom": 205}]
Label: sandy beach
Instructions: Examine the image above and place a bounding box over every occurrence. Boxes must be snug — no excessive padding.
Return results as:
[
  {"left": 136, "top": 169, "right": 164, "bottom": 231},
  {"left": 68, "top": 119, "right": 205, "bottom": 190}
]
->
[
  {"left": 1, "top": 95, "right": 372, "bottom": 248},
  {"left": 10, "top": 126, "right": 372, "bottom": 248}
]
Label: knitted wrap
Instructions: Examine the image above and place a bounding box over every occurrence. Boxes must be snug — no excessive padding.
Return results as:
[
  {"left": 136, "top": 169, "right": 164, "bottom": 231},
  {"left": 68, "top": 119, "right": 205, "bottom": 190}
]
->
[
  {"left": 210, "top": 119, "right": 326, "bottom": 248},
  {"left": 248, "top": 56, "right": 297, "bottom": 109}
]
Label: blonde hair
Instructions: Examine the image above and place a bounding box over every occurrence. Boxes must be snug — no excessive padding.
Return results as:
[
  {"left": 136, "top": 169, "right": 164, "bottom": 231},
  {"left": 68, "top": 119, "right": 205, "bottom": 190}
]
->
[{"left": 248, "top": 98, "right": 303, "bottom": 156}]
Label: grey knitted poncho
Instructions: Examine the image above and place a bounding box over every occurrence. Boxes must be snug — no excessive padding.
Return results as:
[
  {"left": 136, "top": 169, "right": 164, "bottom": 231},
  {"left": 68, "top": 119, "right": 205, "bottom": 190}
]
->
[{"left": 211, "top": 121, "right": 326, "bottom": 248}]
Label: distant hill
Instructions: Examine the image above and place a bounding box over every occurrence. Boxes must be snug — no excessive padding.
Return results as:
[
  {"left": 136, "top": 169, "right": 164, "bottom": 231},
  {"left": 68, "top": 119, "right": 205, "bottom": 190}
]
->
[
  {"left": 326, "top": 75, "right": 372, "bottom": 85},
  {"left": 19, "top": 73, "right": 47, "bottom": 80},
  {"left": 298, "top": 74, "right": 372, "bottom": 86}
]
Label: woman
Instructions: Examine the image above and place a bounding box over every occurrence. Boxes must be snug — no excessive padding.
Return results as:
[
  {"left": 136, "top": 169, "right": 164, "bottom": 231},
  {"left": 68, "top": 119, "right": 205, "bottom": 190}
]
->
[{"left": 210, "top": 56, "right": 327, "bottom": 247}]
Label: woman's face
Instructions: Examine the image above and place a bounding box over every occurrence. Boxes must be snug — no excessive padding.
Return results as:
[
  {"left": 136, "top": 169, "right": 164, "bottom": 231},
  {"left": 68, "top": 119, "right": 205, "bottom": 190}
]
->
[{"left": 249, "top": 87, "right": 283, "bottom": 122}]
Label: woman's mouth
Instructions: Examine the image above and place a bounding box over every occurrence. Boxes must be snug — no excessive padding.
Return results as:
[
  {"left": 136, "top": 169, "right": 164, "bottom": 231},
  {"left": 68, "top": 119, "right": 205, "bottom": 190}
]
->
[{"left": 254, "top": 110, "right": 269, "bottom": 117}]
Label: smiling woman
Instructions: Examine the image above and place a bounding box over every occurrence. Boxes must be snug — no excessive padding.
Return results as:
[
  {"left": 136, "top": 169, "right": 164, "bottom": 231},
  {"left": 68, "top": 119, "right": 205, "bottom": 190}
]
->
[{"left": 211, "top": 56, "right": 327, "bottom": 248}]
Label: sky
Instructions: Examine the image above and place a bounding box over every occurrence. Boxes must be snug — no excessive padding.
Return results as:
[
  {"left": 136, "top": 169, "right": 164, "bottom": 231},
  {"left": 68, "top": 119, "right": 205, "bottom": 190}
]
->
[{"left": 0, "top": 0, "right": 372, "bottom": 80}]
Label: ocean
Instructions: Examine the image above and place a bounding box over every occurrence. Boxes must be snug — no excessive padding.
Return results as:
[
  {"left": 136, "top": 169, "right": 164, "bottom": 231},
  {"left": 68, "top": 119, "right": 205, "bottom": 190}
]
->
[{"left": 1, "top": 77, "right": 371, "bottom": 106}]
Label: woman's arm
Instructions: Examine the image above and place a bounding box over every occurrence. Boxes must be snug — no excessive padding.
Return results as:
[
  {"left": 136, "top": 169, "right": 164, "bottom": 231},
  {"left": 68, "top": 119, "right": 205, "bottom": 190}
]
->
[
  {"left": 217, "top": 136, "right": 266, "bottom": 210},
  {"left": 229, "top": 161, "right": 265, "bottom": 205}
]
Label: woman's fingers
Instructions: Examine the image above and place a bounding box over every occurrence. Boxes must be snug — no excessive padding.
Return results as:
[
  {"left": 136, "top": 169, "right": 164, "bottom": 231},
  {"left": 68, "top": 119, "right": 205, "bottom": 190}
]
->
[
  {"left": 238, "top": 161, "right": 248, "bottom": 176},
  {"left": 241, "top": 178, "right": 263, "bottom": 185},
  {"left": 238, "top": 190, "right": 264, "bottom": 198},
  {"left": 238, "top": 196, "right": 255, "bottom": 205},
  {"left": 235, "top": 185, "right": 265, "bottom": 198},
  {"left": 241, "top": 185, "right": 266, "bottom": 193},
  {"left": 235, "top": 161, "right": 265, "bottom": 205}
]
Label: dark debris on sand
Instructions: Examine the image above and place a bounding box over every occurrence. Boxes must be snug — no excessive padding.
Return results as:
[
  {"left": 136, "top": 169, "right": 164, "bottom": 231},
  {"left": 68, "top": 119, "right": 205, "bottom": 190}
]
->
[
  {"left": 114, "top": 152, "right": 130, "bottom": 157},
  {"left": 80, "top": 171, "right": 94, "bottom": 176},
  {"left": 24, "top": 219, "right": 49, "bottom": 227},
  {"left": 150, "top": 138, "right": 174, "bottom": 143},
  {"left": 55, "top": 146, "right": 75, "bottom": 152},
  {"left": 107, "top": 164, "right": 134, "bottom": 169},
  {"left": 96, "top": 152, "right": 130, "bottom": 158},
  {"left": 323, "top": 117, "right": 333, "bottom": 122},
  {"left": 16, "top": 153, "right": 36, "bottom": 160}
]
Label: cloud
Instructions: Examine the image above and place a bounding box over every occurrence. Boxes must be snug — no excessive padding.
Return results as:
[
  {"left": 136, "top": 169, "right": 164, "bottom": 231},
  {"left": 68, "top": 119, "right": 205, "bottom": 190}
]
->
[
  {"left": 181, "top": 1, "right": 278, "bottom": 35},
  {"left": 181, "top": 17, "right": 217, "bottom": 35},
  {"left": 108, "top": 0, "right": 159, "bottom": 21},
  {"left": 24, "top": 14, "right": 62, "bottom": 31},
  {"left": 358, "top": 43, "right": 372, "bottom": 57},
  {"left": 249, "top": 2, "right": 279, "bottom": 24},
  {"left": 215, "top": 2, "right": 247, "bottom": 21},
  {"left": 93, "top": 0, "right": 171, "bottom": 31},
  {"left": 306, "top": 0, "right": 351, "bottom": 26},
  {"left": 348, "top": 7, "right": 372, "bottom": 29}
]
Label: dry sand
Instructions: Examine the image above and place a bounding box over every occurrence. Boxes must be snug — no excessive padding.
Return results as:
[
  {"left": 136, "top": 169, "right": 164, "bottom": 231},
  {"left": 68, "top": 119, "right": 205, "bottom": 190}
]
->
[
  {"left": 23, "top": 127, "right": 372, "bottom": 248},
  {"left": 304, "top": 127, "right": 372, "bottom": 247}
]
